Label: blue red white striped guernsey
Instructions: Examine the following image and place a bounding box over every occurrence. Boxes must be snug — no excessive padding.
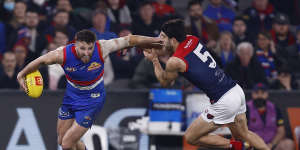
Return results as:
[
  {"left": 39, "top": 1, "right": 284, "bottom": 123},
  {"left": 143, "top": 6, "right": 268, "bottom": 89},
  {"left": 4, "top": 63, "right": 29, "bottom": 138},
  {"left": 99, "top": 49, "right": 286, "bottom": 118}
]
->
[
  {"left": 61, "top": 41, "right": 106, "bottom": 106},
  {"left": 172, "top": 35, "right": 236, "bottom": 102}
]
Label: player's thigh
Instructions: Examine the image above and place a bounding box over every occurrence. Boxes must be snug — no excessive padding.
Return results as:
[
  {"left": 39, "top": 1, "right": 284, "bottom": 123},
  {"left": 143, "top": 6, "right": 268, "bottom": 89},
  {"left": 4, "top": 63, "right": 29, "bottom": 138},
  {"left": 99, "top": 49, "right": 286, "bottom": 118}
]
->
[
  {"left": 62, "top": 121, "right": 89, "bottom": 147},
  {"left": 57, "top": 118, "right": 74, "bottom": 144},
  {"left": 228, "top": 113, "right": 249, "bottom": 139},
  {"left": 184, "top": 115, "right": 220, "bottom": 142}
]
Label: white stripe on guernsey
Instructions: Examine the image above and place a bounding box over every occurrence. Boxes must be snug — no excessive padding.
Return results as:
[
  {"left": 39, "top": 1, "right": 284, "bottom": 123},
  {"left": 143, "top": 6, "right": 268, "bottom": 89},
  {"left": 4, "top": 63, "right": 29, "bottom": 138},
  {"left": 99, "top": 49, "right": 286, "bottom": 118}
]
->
[{"left": 67, "top": 77, "right": 103, "bottom": 90}]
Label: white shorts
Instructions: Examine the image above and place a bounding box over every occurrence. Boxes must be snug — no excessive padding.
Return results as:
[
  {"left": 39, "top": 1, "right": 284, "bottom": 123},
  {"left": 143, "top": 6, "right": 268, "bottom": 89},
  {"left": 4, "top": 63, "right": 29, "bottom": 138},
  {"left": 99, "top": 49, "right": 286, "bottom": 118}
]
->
[{"left": 201, "top": 84, "right": 246, "bottom": 124}]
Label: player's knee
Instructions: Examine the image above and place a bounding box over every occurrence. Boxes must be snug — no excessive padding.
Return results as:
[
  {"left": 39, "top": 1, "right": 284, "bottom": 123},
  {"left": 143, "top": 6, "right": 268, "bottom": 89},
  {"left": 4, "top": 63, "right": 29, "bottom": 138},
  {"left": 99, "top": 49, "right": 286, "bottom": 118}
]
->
[{"left": 61, "top": 139, "right": 74, "bottom": 150}]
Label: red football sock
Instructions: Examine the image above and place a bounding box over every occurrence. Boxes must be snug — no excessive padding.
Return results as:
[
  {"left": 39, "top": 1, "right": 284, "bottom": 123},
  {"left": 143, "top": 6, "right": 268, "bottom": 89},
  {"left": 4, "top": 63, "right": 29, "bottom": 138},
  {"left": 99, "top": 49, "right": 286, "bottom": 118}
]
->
[{"left": 230, "top": 139, "right": 243, "bottom": 150}]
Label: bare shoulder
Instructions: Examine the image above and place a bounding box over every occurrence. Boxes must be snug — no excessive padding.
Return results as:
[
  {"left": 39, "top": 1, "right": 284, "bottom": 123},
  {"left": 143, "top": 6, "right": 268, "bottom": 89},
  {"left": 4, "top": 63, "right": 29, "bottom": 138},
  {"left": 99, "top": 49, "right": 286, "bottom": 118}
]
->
[{"left": 166, "top": 57, "right": 186, "bottom": 72}]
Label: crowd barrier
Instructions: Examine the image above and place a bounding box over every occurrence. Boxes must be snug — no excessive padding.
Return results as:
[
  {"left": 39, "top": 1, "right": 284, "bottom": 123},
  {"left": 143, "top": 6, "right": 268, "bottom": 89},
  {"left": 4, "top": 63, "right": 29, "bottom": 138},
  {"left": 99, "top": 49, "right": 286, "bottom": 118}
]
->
[{"left": 1, "top": 90, "right": 300, "bottom": 150}]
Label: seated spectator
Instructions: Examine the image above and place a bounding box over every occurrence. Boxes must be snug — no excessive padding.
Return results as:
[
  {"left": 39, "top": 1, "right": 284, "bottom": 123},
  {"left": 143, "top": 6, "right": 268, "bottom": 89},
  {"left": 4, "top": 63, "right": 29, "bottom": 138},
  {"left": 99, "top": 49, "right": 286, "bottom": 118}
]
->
[
  {"left": 44, "top": 29, "right": 69, "bottom": 90},
  {"left": 7, "top": 9, "right": 48, "bottom": 58},
  {"left": 184, "top": 0, "right": 219, "bottom": 44},
  {"left": 214, "top": 31, "right": 235, "bottom": 68},
  {"left": 89, "top": 9, "right": 117, "bottom": 40},
  {"left": 270, "top": 13, "right": 295, "bottom": 50},
  {"left": 5, "top": 1, "right": 27, "bottom": 40},
  {"left": 203, "top": 0, "right": 236, "bottom": 32},
  {"left": 152, "top": 0, "right": 175, "bottom": 17},
  {"left": 225, "top": 42, "right": 267, "bottom": 89},
  {"left": 132, "top": 1, "right": 162, "bottom": 37},
  {"left": 44, "top": 10, "right": 76, "bottom": 43},
  {"left": 0, "top": 52, "right": 19, "bottom": 89},
  {"left": 110, "top": 26, "right": 144, "bottom": 80},
  {"left": 12, "top": 40, "right": 34, "bottom": 71},
  {"left": 130, "top": 53, "right": 183, "bottom": 89},
  {"left": 232, "top": 16, "right": 254, "bottom": 45},
  {"left": 243, "top": 0, "right": 277, "bottom": 35},
  {"left": 255, "top": 32, "right": 280, "bottom": 81},
  {"left": 247, "top": 83, "right": 295, "bottom": 150},
  {"left": 270, "top": 64, "right": 298, "bottom": 91},
  {"left": 55, "top": 0, "right": 89, "bottom": 30},
  {"left": 106, "top": 0, "right": 132, "bottom": 27},
  {"left": 285, "top": 26, "right": 300, "bottom": 76}
]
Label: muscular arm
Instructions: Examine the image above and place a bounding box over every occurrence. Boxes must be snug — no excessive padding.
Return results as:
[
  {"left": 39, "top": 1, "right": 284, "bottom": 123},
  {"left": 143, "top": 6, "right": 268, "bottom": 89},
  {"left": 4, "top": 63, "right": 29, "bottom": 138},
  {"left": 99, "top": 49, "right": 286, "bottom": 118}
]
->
[
  {"left": 152, "top": 57, "right": 184, "bottom": 87},
  {"left": 99, "top": 35, "right": 162, "bottom": 58},
  {"left": 18, "top": 47, "right": 64, "bottom": 78}
]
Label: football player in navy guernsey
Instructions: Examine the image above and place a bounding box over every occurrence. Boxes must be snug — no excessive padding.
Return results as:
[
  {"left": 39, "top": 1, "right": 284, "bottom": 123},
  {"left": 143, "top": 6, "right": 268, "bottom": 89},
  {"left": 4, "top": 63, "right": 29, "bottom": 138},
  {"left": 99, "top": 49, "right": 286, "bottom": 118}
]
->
[{"left": 144, "top": 19, "right": 269, "bottom": 150}]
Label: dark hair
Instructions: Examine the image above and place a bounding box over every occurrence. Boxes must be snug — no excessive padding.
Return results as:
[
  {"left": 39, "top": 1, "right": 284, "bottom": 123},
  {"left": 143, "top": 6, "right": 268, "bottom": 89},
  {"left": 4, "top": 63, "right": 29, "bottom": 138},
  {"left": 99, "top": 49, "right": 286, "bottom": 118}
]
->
[
  {"left": 54, "top": 10, "right": 69, "bottom": 17},
  {"left": 187, "top": 0, "right": 202, "bottom": 10},
  {"left": 258, "top": 31, "right": 272, "bottom": 40},
  {"left": 26, "top": 8, "right": 39, "bottom": 14},
  {"left": 233, "top": 16, "right": 246, "bottom": 24},
  {"left": 161, "top": 19, "right": 186, "bottom": 42},
  {"left": 139, "top": 1, "right": 153, "bottom": 9},
  {"left": 75, "top": 29, "right": 97, "bottom": 44},
  {"left": 55, "top": 28, "right": 69, "bottom": 38}
]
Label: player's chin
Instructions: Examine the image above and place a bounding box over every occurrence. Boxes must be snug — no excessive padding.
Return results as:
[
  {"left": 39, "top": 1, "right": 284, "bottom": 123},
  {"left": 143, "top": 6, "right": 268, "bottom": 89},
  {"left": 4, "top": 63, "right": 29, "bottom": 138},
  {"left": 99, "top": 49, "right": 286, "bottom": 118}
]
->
[{"left": 81, "top": 57, "right": 90, "bottom": 63}]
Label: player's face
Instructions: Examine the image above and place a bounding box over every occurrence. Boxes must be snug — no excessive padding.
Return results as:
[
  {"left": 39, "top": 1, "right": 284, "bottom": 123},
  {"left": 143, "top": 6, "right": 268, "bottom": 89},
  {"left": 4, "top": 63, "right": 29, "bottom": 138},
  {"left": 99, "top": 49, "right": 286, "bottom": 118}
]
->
[
  {"left": 159, "top": 32, "right": 173, "bottom": 55},
  {"left": 75, "top": 41, "right": 94, "bottom": 63}
]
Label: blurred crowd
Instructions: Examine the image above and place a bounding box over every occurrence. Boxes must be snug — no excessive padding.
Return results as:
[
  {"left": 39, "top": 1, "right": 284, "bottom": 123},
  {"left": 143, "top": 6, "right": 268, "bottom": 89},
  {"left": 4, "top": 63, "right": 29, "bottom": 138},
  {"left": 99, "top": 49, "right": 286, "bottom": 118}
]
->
[{"left": 0, "top": 0, "right": 300, "bottom": 91}]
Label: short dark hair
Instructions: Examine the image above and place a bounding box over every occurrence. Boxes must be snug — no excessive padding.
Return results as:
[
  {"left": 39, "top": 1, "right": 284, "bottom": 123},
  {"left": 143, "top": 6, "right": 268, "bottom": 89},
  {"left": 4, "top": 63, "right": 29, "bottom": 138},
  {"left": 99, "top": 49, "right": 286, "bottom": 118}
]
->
[
  {"left": 55, "top": 28, "right": 69, "bottom": 38},
  {"left": 54, "top": 10, "right": 69, "bottom": 17},
  {"left": 187, "top": 0, "right": 202, "bottom": 10},
  {"left": 75, "top": 29, "right": 97, "bottom": 44},
  {"left": 258, "top": 31, "right": 272, "bottom": 40},
  {"left": 161, "top": 19, "right": 186, "bottom": 42},
  {"left": 139, "top": 1, "right": 152, "bottom": 9},
  {"left": 233, "top": 16, "right": 246, "bottom": 24}
]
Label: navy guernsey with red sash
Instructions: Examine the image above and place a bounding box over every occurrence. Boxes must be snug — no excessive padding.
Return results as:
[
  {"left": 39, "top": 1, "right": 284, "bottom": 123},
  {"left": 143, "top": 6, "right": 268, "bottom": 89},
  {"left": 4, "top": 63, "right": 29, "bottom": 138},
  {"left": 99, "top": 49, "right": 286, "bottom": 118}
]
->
[{"left": 173, "top": 35, "right": 236, "bottom": 102}]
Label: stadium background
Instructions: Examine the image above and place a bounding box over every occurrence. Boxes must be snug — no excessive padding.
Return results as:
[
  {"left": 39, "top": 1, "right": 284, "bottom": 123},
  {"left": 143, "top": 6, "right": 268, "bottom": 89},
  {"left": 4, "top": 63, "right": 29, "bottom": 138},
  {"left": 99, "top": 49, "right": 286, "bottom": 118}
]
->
[{"left": 1, "top": 0, "right": 300, "bottom": 149}]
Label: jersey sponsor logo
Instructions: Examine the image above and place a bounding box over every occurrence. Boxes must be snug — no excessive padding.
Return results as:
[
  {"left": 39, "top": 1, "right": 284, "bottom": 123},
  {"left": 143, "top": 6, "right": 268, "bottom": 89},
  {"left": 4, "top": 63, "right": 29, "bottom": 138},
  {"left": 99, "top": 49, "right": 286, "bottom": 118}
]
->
[
  {"left": 66, "top": 67, "right": 77, "bottom": 72},
  {"left": 91, "top": 93, "right": 101, "bottom": 98},
  {"left": 35, "top": 76, "right": 43, "bottom": 86},
  {"left": 88, "top": 62, "right": 101, "bottom": 71}
]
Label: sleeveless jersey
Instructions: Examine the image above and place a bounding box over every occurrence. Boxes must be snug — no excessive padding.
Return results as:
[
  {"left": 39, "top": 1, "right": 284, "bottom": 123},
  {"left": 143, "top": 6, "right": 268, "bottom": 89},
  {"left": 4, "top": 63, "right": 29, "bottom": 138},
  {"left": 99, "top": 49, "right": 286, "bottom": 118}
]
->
[
  {"left": 173, "top": 35, "right": 236, "bottom": 102},
  {"left": 61, "top": 42, "right": 105, "bottom": 107}
]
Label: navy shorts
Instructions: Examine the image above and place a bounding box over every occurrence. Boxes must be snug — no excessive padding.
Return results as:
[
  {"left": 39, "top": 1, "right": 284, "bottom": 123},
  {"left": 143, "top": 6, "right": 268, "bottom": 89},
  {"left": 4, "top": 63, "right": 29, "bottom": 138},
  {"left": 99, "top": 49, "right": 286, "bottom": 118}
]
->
[{"left": 58, "top": 101, "right": 104, "bottom": 128}]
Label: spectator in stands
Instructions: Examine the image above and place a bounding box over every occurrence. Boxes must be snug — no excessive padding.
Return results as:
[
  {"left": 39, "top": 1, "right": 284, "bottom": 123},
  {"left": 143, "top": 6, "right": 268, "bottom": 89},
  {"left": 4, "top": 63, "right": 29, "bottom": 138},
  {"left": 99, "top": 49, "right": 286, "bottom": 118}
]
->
[
  {"left": 270, "top": 64, "right": 298, "bottom": 91},
  {"left": 243, "top": 0, "right": 277, "bottom": 35},
  {"left": 7, "top": 9, "right": 48, "bottom": 58},
  {"left": 255, "top": 32, "right": 280, "bottom": 81},
  {"left": 214, "top": 31, "right": 235, "bottom": 68},
  {"left": 0, "top": 52, "right": 19, "bottom": 89},
  {"left": 225, "top": 42, "right": 267, "bottom": 89},
  {"left": 247, "top": 83, "right": 295, "bottom": 150},
  {"left": 110, "top": 26, "right": 144, "bottom": 80},
  {"left": 44, "top": 29, "right": 68, "bottom": 90},
  {"left": 44, "top": 10, "right": 76, "bottom": 43},
  {"left": 270, "top": 13, "right": 295, "bottom": 49},
  {"left": 12, "top": 39, "right": 34, "bottom": 71},
  {"left": 106, "top": 0, "right": 132, "bottom": 27},
  {"left": 203, "top": 0, "right": 236, "bottom": 32},
  {"left": 130, "top": 49, "right": 184, "bottom": 89},
  {"left": 184, "top": 0, "right": 219, "bottom": 45},
  {"left": 55, "top": 0, "right": 88, "bottom": 30},
  {"left": 132, "top": 1, "right": 162, "bottom": 37},
  {"left": 5, "top": 1, "right": 27, "bottom": 39},
  {"left": 0, "top": 21, "right": 5, "bottom": 56},
  {"left": 285, "top": 26, "right": 300, "bottom": 76},
  {"left": 232, "top": 16, "right": 254, "bottom": 45},
  {"left": 152, "top": 0, "right": 175, "bottom": 17},
  {"left": 90, "top": 9, "right": 117, "bottom": 40}
]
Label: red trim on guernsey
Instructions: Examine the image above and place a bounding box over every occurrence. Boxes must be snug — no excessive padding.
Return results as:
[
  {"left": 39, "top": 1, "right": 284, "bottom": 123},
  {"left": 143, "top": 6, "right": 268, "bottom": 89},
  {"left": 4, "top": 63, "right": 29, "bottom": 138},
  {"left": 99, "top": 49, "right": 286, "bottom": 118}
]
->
[
  {"left": 66, "top": 69, "right": 104, "bottom": 86},
  {"left": 61, "top": 47, "right": 67, "bottom": 67},
  {"left": 96, "top": 41, "right": 104, "bottom": 63},
  {"left": 172, "top": 35, "right": 200, "bottom": 72},
  {"left": 71, "top": 45, "right": 80, "bottom": 60}
]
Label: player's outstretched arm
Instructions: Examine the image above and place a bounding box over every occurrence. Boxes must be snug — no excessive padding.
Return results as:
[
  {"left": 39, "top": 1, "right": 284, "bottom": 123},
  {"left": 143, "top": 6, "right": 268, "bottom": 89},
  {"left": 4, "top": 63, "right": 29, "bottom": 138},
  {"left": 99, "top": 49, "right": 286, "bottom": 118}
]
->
[
  {"left": 17, "top": 47, "right": 64, "bottom": 91},
  {"left": 99, "top": 35, "right": 163, "bottom": 58},
  {"left": 144, "top": 50, "right": 180, "bottom": 87}
]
